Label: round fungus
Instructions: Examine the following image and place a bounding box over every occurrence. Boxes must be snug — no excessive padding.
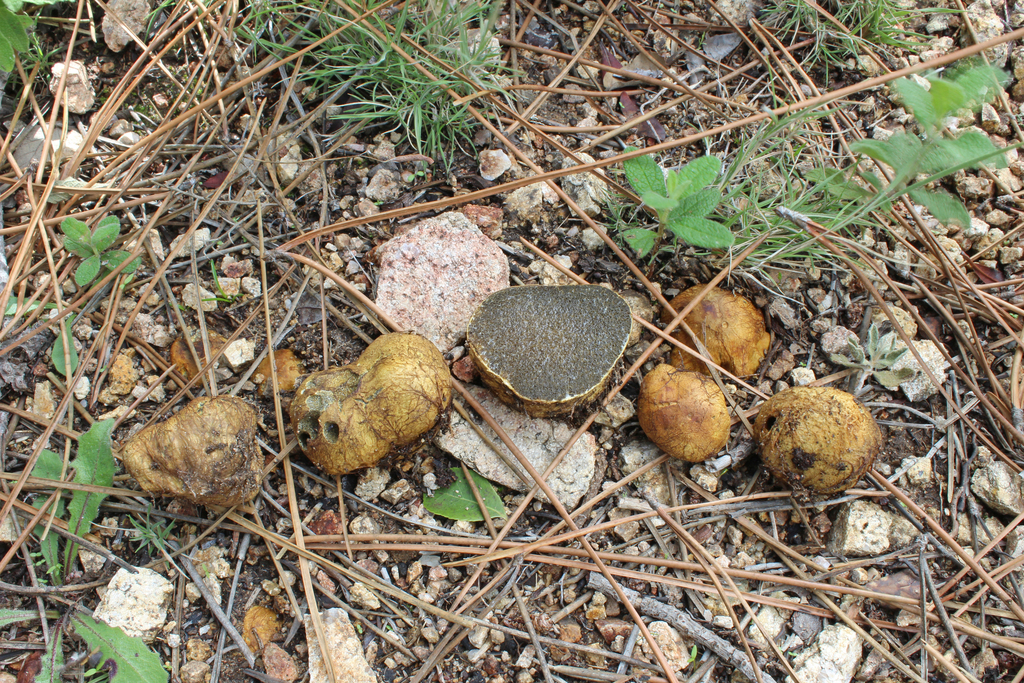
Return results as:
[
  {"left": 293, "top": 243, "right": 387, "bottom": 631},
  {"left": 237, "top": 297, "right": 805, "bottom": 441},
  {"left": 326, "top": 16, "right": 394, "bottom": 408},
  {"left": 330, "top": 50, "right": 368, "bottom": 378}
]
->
[
  {"left": 121, "top": 395, "right": 262, "bottom": 506},
  {"left": 661, "top": 285, "right": 770, "bottom": 376},
  {"left": 753, "top": 386, "right": 882, "bottom": 495},
  {"left": 638, "top": 364, "right": 731, "bottom": 463},
  {"left": 467, "top": 285, "right": 633, "bottom": 417},
  {"left": 291, "top": 333, "right": 452, "bottom": 476}
]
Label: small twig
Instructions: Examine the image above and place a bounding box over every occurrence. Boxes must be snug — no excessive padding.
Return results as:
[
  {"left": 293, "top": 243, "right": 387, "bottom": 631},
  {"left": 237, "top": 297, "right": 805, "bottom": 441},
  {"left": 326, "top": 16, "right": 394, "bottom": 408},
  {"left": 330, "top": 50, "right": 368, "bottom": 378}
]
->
[
  {"left": 180, "top": 552, "right": 256, "bottom": 666},
  {"left": 588, "top": 573, "right": 779, "bottom": 683}
]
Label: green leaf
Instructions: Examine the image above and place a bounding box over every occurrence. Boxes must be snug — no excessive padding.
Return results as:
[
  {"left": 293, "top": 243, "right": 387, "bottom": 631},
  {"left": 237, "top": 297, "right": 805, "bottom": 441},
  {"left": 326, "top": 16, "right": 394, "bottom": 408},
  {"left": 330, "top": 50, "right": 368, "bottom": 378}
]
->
[
  {"left": 62, "top": 217, "right": 95, "bottom": 258},
  {"left": 926, "top": 78, "right": 966, "bottom": 120},
  {"left": 71, "top": 613, "right": 169, "bottom": 683},
  {"left": 104, "top": 250, "right": 141, "bottom": 275},
  {"left": 623, "top": 151, "right": 666, "bottom": 197},
  {"left": 60, "top": 216, "right": 92, "bottom": 244},
  {"left": 36, "top": 627, "right": 63, "bottom": 683},
  {"left": 673, "top": 187, "right": 722, "bottom": 219},
  {"left": 846, "top": 339, "right": 866, "bottom": 364},
  {"left": 620, "top": 227, "right": 657, "bottom": 257},
  {"left": 851, "top": 134, "right": 925, "bottom": 181},
  {"left": 665, "top": 215, "right": 734, "bottom": 249},
  {"left": 908, "top": 187, "right": 971, "bottom": 229},
  {"left": 0, "top": 6, "right": 20, "bottom": 72},
  {"left": 0, "top": 3, "right": 26, "bottom": 53},
  {"left": 672, "top": 155, "right": 721, "bottom": 195},
  {"left": 52, "top": 320, "right": 78, "bottom": 378},
  {"left": 875, "top": 368, "right": 916, "bottom": 389},
  {"left": 949, "top": 64, "right": 1007, "bottom": 110},
  {"left": 64, "top": 420, "right": 116, "bottom": 571},
  {"left": 639, "top": 191, "right": 678, "bottom": 212},
  {"left": 893, "top": 78, "right": 936, "bottom": 130},
  {"left": 31, "top": 449, "right": 66, "bottom": 576},
  {"left": 0, "top": 609, "right": 38, "bottom": 629},
  {"left": 91, "top": 216, "right": 121, "bottom": 253},
  {"left": 830, "top": 353, "right": 861, "bottom": 368},
  {"left": 75, "top": 254, "right": 101, "bottom": 287},
  {"left": 921, "top": 130, "right": 1006, "bottom": 175},
  {"left": 422, "top": 468, "right": 505, "bottom": 522}
]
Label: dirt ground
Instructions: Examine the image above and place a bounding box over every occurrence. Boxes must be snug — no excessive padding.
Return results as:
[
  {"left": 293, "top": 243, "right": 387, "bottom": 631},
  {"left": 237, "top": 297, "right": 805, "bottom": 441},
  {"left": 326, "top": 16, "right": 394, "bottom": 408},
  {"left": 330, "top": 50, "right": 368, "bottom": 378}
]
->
[{"left": 2, "top": 1, "right": 1024, "bottom": 683}]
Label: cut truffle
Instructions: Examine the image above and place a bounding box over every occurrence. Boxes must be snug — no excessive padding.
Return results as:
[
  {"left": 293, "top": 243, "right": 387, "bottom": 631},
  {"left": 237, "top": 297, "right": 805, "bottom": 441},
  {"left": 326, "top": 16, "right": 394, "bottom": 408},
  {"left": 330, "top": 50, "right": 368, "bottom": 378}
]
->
[{"left": 467, "top": 285, "right": 632, "bottom": 417}]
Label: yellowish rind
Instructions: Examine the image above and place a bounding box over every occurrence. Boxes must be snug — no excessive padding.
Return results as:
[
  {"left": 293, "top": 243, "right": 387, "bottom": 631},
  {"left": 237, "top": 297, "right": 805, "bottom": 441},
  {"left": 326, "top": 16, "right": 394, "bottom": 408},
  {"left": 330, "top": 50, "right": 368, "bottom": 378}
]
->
[
  {"left": 291, "top": 333, "right": 452, "bottom": 476},
  {"left": 662, "top": 286, "right": 770, "bottom": 376},
  {"left": 753, "top": 386, "right": 881, "bottom": 495},
  {"left": 638, "top": 364, "right": 730, "bottom": 463},
  {"left": 121, "top": 395, "right": 262, "bottom": 506}
]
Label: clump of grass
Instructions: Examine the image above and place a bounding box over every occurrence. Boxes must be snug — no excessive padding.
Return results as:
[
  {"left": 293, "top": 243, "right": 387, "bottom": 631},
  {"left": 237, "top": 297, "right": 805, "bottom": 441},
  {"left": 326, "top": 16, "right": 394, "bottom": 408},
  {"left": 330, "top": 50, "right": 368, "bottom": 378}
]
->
[
  {"left": 239, "top": 0, "right": 505, "bottom": 169},
  {"left": 759, "top": 0, "right": 922, "bottom": 76},
  {"left": 721, "top": 112, "right": 874, "bottom": 271}
]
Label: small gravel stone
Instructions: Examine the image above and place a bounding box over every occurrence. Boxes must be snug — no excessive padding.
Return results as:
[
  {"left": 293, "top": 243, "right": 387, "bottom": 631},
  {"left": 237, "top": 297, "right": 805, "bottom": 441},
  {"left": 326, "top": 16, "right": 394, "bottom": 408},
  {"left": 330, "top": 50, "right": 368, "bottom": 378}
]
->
[
  {"left": 103, "top": 0, "right": 152, "bottom": 52},
  {"left": 971, "top": 459, "right": 1024, "bottom": 515},
  {"left": 828, "top": 500, "right": 916, "bottom": 557},
  {"left": 769, "top": 298, "right": 800, "bottom": 329},
  {"left": 787, "top": 625, "right": 863, "bottom": 683},
  {"left": 620, "top": 438, "right": 672, "bottom": 504},
  {"left": 581, "top": 228, "right": 605, "bottom": 251},
  {"left": 504, "top": 182, "right": 559, "bottom": 225},
  {"left": 222, "top": 338, "right": 255, "bottom": 371},
  {"left": 181, "top": 283, "right": 217, "bottom": 312},
  {"left": 365, "top": 169, "right": 403, "bottom": 203},
  {"left": 790, "top": 367, "right": 815, "bottom": 386},
  {"left": 889, "top": 340, "right": 951, "bottom": 402},
  {"left": 263, "top": 643, "right": 298, "bottom": 682},
  {"left": 479, "top": 149, "right": 511, "bottom": 181},
  {"left": 180, "top": 661, "right": 211, "bottom": 683},
  {"left": 355, "top": 468, "right": 390, "bottom": 500},
  {"left": 305, "top": 609, "right": 376, "bottom": 683},
  {"left": 380, "top": 479, "right": 413, "bottom": 504},
  {"left": 186, "top": 638, "right": 213, "bottom": 662},
  {"left": 820, "top": 326, "right": 858, "bottom": 355},
  {"left": 51, "top": 61, "right": 95, "bottom": 114},
  {"left": 349, "top": 582, "right": 381, "bottom": 610},
  {"left": 561, "top": 152, "right": 607, "bottom": 217},
  {"left": 903, "top": 456, "right": 932, "bottom": 487},
  {"left": 92, "top": 567, "right": 174, "bottom": 641}
]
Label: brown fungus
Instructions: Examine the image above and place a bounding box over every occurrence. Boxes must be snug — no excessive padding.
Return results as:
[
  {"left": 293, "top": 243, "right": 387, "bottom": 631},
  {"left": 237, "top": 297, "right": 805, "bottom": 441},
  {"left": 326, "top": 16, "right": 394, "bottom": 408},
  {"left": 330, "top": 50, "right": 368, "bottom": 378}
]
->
[
  {"left": 120, "top": 395, "right": 261, "bottom": 506},
  {"left": 661, "top": 286, "right": 770, "bottom": 376},
  {"left": 467, "top": 285, "right": 633, "bottom": 417},
  {"left": 254, "top": 349, "right": 306, "bottom": 396},
  {"left": 291, "top": 333, "right": 452, "bottom": 476},
  {"left": 638, "top": 364, "right": 730, "bottom": 463},
  {"left": 169, "top": 332, "right": 228, "bottom": 382},
  {"left": 753, "top": 386, "right": 881, "bottom": 495}
]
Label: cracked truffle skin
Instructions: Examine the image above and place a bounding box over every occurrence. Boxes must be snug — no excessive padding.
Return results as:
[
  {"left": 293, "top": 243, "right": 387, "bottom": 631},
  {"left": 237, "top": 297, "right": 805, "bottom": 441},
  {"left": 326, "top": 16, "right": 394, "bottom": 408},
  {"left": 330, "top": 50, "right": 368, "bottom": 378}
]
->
[
  {"left": 121, "top": 396, "right": 261, "bottom": 506},
  {"left": 661, "top": 286, "right": 770, "bottom": 376},
  {"left": 753, "top": 386, "right": 881, "bottom": 495},
  {"left": 291, "top": 333, "right": 452, "bottom": 476},
  {"left": 467, "top": 285, "right": 633, "bottom": 417},
  {"left": 638, "top": 364, "right": 730, "bottom": 463}
]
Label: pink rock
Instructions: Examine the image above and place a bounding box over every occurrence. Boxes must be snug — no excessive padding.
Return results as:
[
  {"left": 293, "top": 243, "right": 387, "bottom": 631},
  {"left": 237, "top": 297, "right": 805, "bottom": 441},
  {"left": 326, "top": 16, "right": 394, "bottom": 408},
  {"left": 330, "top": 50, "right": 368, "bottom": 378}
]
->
[
  {"left": 375, "top": 212, "right": 509, "bottom": 352},
  {"left": 452, "top": 356, "right": 478, "bottom": 382},
  {"left": 263, "top": 643, "right": 298, "bottom": 683},
  {"left": 461, "top": 204, "right": 503, "bottom": 239}
]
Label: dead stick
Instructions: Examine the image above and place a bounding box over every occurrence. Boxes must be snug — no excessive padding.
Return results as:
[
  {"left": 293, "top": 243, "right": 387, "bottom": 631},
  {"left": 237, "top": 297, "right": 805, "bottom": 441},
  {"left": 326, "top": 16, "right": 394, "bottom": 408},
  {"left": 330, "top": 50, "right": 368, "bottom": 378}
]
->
[{"left": 588, "top": 573, "right": 779, "bottom": 683}]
